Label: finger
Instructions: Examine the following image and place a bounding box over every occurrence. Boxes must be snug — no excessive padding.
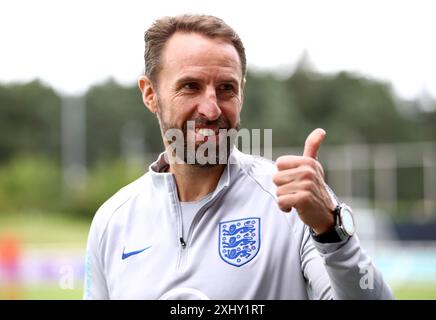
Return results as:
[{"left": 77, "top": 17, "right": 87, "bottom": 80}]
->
[
  {"left": 273, "top": 166, "right": 317, "bottom": 186},
  {"left": 273, "top": 168, "right": 296, "bottom": 186},
  {"left": 276, "top": 181, "right": 314, "bottom": 197},
  {"left": 276, "top": 155, "right": 317, "bottom": 171},
  {"left": 303, "top": 128, "right": 326, "bottom": 160},
  {"left": 277, "top": 194, "right": 298, "bottom": 212}
]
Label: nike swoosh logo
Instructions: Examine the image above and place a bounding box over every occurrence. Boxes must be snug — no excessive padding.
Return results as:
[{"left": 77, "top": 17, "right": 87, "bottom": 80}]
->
[{"left": 121, "top": 246, "right": 151, "bottom": 260}]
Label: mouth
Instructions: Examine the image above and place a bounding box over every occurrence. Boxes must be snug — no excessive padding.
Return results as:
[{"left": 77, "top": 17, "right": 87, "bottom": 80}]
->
[
  {"left": 194, "top": 126, "right": 227, "bottom": 142},
  {"left": 196, "top": 127, "right": 218, "bottom": 136}
]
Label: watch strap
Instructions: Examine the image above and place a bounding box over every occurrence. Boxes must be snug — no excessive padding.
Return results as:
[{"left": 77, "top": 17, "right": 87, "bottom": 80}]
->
[
  {"left": 309, "top": 204, "right": 347, "bottom": 243},
  {"left": 309, "top": 226, "right": 343, "bottom": 243}
]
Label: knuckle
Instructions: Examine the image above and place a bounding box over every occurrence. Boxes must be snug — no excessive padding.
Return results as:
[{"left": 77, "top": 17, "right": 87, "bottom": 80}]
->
[
  {"left": 276, "top": 156, "right": 286, "bottom": 163},
  {"left": 301, "top": 166, "right": 316, "bottom": 180},
  {"left": 272, "top": 172, "right": 281, "bottom": 185},
  {"left": 277, "top": 195, "right": 291, "bottom": 211},
  {"left": 277, "top": 199, "right": 286, "bottom": 211},
  {"left": 275, "top": 185, "right": 283, "bottom": 197},
  {"left": 314, "top": 160, "right": 325, "bottom": 175},
  {"left": 276, "top": 155, "right": 298, "bottom": 170},
  {"left": 301, "top": 180, "right": 315, "bottom": 191},
  {"left": 275, "top": 156, "right": 288, "bottom": 169},
  {"left": 300, "top": 191, "right": 312, "bottom": 203},
  {"left": 303, "top": 156, "right": 317, "bottom": 167}
]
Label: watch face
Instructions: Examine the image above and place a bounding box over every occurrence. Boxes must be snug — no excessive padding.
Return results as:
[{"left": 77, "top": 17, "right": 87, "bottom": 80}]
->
[{"left": 340, "top": 206, "right": 355, "bottom": 236}]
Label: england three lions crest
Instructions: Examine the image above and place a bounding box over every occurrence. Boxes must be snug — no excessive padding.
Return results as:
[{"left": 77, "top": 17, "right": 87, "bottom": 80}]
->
[{"left": 218, "top": 217, "right": 261, "bottom": 267}]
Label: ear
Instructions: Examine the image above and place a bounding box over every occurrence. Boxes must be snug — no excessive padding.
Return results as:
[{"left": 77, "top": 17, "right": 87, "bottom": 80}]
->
[
  {"left": 239, "top": 77, "right": 246, "bottom": 111},
  {"left": 138, "top": 75, "right": 158, "bottom": 114}
]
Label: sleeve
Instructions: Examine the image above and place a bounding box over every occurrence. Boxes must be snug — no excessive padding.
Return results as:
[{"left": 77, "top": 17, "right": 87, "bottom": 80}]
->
[
  {"left": 83, "top": 213, "right": 110, "bottom": 300},
  {"left": 300, "top": 225, "right": 395, "bottom": 300},
  {"left": 300, "top": 226, "right": 334, "bottom": 299}
]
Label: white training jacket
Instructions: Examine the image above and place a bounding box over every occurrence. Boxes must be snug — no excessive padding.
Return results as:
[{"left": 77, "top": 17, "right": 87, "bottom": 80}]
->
[{"left": 84, "top": 148, "right": 394, "bottom": 300}]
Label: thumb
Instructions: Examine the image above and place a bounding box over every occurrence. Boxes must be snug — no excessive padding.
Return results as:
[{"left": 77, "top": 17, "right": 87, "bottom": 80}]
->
[{"left": 303, "top": 128, "right": 326, "bottom": 159}]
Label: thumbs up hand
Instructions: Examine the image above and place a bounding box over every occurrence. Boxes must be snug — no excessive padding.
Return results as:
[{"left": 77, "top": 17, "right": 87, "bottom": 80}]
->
[{"left": 273, "top": 128, "right": 336, "bottom": 235}]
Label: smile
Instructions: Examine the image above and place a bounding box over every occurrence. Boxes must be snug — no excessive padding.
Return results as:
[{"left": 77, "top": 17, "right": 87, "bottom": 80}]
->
[{"left": 196, "top": 128, "right": 217, "bottom": 137}]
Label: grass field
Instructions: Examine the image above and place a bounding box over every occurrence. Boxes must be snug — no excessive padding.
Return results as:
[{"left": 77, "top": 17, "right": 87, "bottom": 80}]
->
[
  {"left": 393, "top": 284, "right": 436, "bottom": 299},
  {"left": 2, "top": 283, "right": 436, "bottom": 300},
  {"left": 1, "top": 212, "right": 436, "bottom": 300},
  {"left": 0, "top": 284, "right": 84, "bottom": 300},
  {"left": 0, "top": 211, "right": 90, "bottom": 244}
]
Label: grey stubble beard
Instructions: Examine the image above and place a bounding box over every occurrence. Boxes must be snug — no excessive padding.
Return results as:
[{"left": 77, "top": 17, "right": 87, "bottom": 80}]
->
[{"left": 156, "top": 102, "right": 240, "bottom": 168}]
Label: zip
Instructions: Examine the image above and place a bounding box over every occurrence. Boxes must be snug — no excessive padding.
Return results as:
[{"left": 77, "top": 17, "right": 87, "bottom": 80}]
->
[
  {"left": 177, "top": 204, "right": 206, "bottom": 270},
  {"left": 169, "top": 175, "right": 186, "bottom": 272},
  {"left": 171, "top": 163, "right": 229, "bottom": 271},
  {"left": 185, "top": 187, "right": 227, "bottom": 246},
  {"left": 179, "top": 237, "right": 186, "bottom": 248}
]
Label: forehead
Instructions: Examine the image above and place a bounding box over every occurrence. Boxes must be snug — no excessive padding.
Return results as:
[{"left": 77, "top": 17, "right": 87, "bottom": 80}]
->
[{"left": 159, "top": 32, "right": 242, "bottom": 80}]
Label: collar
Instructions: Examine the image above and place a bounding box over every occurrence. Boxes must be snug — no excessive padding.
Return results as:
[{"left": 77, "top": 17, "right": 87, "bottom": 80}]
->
[{"left": 148, "top": 147, "right": 246, "bottom": 197}]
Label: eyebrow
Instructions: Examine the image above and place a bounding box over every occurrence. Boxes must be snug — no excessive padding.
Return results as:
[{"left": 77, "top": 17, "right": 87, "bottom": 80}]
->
[
  {"left": 174, "top": 76, "right": 202, "bottom": 87},
  {"left": 174, "top": 75, "right": 240, "bottom": 88}
]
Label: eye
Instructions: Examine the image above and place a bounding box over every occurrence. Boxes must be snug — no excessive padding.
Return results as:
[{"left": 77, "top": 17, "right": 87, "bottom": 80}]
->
[
  {"left": 182, "top": 82, "right": 200, "bottom": 91},
  {"left": 217, "top": 83, "right": 235, "bottom": 92}
]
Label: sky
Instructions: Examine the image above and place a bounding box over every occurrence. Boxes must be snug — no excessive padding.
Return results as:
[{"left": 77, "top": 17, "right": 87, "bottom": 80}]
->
[{"left": 1, "top": 0, "right": 435, "bottom": 100}]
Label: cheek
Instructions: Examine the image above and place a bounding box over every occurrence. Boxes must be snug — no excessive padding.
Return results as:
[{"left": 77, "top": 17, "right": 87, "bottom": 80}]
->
[
  {"left": 161, "top": 97, "right": 194, "bottom": 122},
  {"left": 221, "top": 103, "right": 241, "bottom": 125}
]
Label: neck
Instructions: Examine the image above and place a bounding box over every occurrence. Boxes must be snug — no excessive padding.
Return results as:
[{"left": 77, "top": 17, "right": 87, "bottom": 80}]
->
[{"left": 169, "top": 163, "right": 225, "bottom": 202}]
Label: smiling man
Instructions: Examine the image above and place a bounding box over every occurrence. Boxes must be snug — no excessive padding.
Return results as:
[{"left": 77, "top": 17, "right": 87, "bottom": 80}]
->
[{"left": 84, "top": 14, "right": 394, "bottom": 300}]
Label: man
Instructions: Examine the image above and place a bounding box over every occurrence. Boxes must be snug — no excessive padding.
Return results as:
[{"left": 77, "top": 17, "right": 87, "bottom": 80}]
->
[{"left": 84, "top": 14, "right": 394, "bottom": 299}]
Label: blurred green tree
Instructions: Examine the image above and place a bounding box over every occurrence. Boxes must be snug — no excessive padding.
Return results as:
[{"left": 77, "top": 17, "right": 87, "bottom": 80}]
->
[
  {"left": 0, "top": 80, "right": 61, "bottom": 162},
  {"left": 85, "top": 79, "right": 161, "bottom": 165}
]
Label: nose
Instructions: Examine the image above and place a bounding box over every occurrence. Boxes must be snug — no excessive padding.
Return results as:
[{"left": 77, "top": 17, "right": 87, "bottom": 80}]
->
[{"left": 197, "top": 86, "right": 222, "bottom": 121}]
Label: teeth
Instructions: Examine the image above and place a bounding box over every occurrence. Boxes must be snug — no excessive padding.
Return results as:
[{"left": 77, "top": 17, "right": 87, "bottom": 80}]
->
[{"left": 197, "top": 128, "right": 216, "bottom": 137}]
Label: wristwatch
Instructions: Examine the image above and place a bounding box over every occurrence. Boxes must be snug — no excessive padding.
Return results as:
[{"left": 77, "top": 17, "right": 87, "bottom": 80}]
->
[{"left": 310, "top": 203, "right": 356, "bottom": 243}]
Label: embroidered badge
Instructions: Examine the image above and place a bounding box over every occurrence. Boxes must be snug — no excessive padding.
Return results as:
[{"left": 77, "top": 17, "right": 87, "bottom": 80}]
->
[{"left": 218, "top": 217, "right": 260, "bottom": 267}]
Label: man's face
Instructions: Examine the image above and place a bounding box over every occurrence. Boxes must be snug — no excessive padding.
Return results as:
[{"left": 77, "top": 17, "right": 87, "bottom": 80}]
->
[{"left": 147, "top": 32, "right": 244, "bottom": 166}]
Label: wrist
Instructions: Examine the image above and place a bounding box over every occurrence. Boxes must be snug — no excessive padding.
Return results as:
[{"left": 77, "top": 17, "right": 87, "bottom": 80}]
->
[
  {"left": 310, "top": 203, "right": 355, "bottom": 243},
  {"left": 312, "top": 212, "right": 335, "bottom": 235}
]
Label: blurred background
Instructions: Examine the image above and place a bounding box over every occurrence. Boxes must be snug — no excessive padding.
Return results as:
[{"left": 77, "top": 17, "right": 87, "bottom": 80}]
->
[{"left": 1, "top": 0, "right": 436, "bottom": 299}]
